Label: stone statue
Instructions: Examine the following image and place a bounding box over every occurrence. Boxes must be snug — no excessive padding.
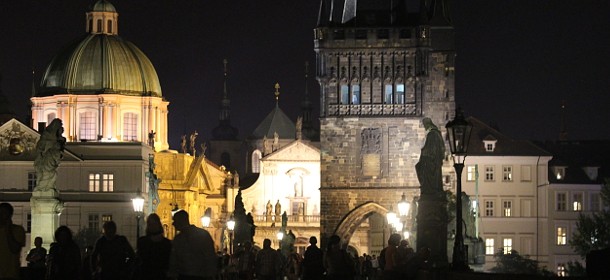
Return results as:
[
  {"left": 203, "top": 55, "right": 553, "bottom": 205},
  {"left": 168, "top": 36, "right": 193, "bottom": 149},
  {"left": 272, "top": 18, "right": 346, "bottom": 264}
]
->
[
  {"left": 34, "top": 119, "right": 66, "bottom": 192},
  {"left": 189, "top": 131, "right": 198, "bottom": 156},
  {"left": 266, "top": 200, "right": 273, "bottom": 221},
  {"left": 281, "top": 211, "right": 288, "bottom": 229},
  {"left": 296, "top": 116, "right": 303, "bottom": 140},
  {"left": 275, "top": 200, "right": 282, "bottom": 219},
  {"left": 200, "top": 142, "right": 207, "bottom": 157},
  {"left": 148, "top": 130, "right": 156, "bottom": 148},
  {"left": 416, "top": 118, "right": 445, "bottom": 195},
  {"left": 263, "top": 136, "right": 271, "bottom": 155},
  {"left": 233, "top": 171, "right": 239, "bottom": 187},
  {"left": 273, "top": 132, "right": 279, "bottom": 151},
  {"left": 180, "top": 135, "right": 187, "bottom": 154}
]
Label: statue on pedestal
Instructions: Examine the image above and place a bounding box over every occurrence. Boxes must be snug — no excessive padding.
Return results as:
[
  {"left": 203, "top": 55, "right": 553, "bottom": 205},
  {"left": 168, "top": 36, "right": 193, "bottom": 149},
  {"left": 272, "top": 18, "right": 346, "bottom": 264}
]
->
[
  {"left": 34, "top": 119, "right": 66, "bottom": 192},
  {"left": 416, "top": 118, "right": 445, "bottom": 195},
  {"left": 265, "top": 200, "right": 273, "bottom": 222}
]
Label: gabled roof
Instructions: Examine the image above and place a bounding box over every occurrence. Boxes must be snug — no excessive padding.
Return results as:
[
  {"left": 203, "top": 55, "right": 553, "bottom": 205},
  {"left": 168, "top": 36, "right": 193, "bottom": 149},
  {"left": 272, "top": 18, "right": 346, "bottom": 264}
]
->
[
  {"left": 465, "top": 117, "right": 551, "bottom": 157},
  {"left": 537, "top": 140, "right": 610, "bottom": 184},
  {"left": 263, "top": 140, "right": 320, "bottom": 162},
  {"left": 250, "top": 106, "right": 295, "bottom": 140}
]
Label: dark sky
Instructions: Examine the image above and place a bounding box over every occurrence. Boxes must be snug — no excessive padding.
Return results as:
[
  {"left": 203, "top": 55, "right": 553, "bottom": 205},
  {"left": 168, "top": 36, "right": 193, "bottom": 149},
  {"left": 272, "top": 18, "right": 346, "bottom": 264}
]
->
[{"left": 1, "top": 1, "right": 609, "bottom": 151}]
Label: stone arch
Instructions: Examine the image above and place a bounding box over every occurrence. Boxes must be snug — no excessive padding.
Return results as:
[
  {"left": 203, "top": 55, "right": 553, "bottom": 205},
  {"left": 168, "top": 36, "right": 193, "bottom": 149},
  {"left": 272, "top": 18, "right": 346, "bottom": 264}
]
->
[{"left": 333, "top": 201, "right": 388, "bottom": 244}]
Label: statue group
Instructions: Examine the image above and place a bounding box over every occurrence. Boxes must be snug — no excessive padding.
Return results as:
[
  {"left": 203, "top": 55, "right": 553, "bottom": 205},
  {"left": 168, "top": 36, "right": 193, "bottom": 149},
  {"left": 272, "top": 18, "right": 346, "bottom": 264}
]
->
[{"left": 33, "top": 119, "right": 66, "bottom": 192}]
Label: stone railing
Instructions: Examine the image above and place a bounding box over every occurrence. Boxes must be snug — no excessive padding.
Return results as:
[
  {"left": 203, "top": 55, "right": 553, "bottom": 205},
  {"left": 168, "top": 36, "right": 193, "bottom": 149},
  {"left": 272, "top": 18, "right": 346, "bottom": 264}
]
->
[{"left": 253, "top": 214, "right": 320, "bottom": 226}]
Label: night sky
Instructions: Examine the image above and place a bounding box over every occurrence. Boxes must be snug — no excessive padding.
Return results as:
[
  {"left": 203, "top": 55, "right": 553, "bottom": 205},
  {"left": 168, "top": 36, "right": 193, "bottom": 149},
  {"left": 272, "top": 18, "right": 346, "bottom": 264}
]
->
[{"left": 1, "top": 1, "right": 609, "bottom": 151}]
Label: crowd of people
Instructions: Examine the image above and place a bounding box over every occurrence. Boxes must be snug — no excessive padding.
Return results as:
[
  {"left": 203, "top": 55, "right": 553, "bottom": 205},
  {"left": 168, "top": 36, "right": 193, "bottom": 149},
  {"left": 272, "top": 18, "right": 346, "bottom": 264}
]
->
[{"left": 1, "top": 202, "right": 431, "bottom": 280}]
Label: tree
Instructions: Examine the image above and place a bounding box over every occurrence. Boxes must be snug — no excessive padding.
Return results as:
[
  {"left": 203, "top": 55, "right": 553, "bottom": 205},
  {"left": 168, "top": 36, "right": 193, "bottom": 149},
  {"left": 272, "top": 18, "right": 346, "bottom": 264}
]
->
[
  {"left": 570, "top": 179, "right": 610, "bottom": 258},
  {"left": 565, "top": 260, "right": 586, "bottom": 277},
  {"left": 490, "top": 249, "right": 553, "bottom": 276}
]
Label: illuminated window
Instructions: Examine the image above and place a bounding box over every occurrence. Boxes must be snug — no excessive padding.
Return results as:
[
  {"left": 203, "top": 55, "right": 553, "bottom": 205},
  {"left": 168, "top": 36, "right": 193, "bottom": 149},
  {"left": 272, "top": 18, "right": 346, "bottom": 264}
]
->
[
  {"left": 351, "top": 85, "right": 360, "bottom": 104},
  {"left": 502, "top": 200, "right": 512, "bottom": 217},
  {"left": 502, "top": 166, "right": 513, "bottom": 182},
  {"left": 483, "top": 140, "right": 497, "bottom": 152},
  {"left": 572, "top": 192, "right": 583, "bottom": 211},
  {"left": 123, "top": 112, "right": 138, "bottom": 141},
  {"left": 556, "top": 227, "right": 567, "bottom": 245},
  {"left": 485, "top": 166, "right": 494, "bottom": 181},
  {"left": 102, "top": 214, "right": 112, "bottom": 222},
  {"left": 485, "top": 200, "right": 494, "bottom": 217},
  {"left": 340, "top": 85, "right": 349, "bottom": 104},
  {"left": 485, "top": 238, "right": 495, "bottom": 255},
  {"left": 251, "top": 150, "right": 261, "bottom": 173},
  {"left": 28, "top": 172, "right": 36, "bottom": 191},
  {"left": 556, "top": 192, "right": 567, "bottom": 211},
  {"left": 395, "top": 84, "right": 405, "bottom": 104},
  {"left": 89, "top": 173, "right": 114, "bottom": 192},
  {"left": 89, "top": 214, "right": 100, "bottom": 231},
  {"left": 503, "top": 238, "right": 513, "bottom": 254},
  {"left": 555, "top": 167, "right": 566, "bottom": 180},
  {"left": 79, "top": 111, "right": 96, "bottom": 141},
  {"left": 466, "top": 165, "right": 477, "bottom": 181},
  {"left": 384, "top": 84, "right": 393, "bottom": 104},
  {"left": 557, "top": 264, "right": 566, "bottom": 277}
]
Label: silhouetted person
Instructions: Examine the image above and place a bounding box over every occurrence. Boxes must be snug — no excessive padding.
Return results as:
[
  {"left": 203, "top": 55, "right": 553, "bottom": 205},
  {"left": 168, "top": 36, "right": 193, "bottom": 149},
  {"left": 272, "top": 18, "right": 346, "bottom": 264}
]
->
[
  {"left": 255, "top": 239, "right": 281, "bottom": 280},
  {"left": 169, "top": 210, "right": 217, "bottom": 280},
  {"left": 235, "top": 241, "right": 255, "bottom": 280},
  {"left": 81, "top": 246, "right": 94, "bottom": 280},
  {"left": 302, "top": 236, "right": 324, "bottom": 280},
  {"left": 26, "top": 236, "right": 47, "bottom": 280},
  {"left": 137, "top": 213, "right": 171, "bottom": 280},
  {"left": 0, "top": 202, "right": 26, "bottom": 280},
  {"left": 382, "top": 233, "right": 401, "bottom": 280},
  {"left": 323, "top": 235, "right": 354, "bottom": 280},
  {"left": 91, "top": 220, "right": 135, "bottom": 280},
  {"left": 46, "top": 226, "right": 81, "bottom": 280}
]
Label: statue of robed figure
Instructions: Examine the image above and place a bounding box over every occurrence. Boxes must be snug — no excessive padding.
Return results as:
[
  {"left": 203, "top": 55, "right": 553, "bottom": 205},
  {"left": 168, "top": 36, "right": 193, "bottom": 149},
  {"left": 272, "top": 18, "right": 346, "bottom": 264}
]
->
[{"left": 34, "top": 119, "right": 66, "bottom": 192}]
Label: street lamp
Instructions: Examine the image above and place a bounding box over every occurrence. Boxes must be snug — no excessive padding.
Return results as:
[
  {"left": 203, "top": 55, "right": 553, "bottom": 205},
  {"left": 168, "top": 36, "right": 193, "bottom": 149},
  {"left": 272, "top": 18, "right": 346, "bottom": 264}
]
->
[
  {"left": 131, "top": 193, "right": 145, "bottom": 238},
  {"left": 446, "top": 108, "right": 473, "bottom": 271},
  {"left": 386, "top": 206, "right": 397, "bottom": 232},
  {"left": 201, "top": 208, "right": 211, "bottom": 228},
  {"left": 227, "top": 215, "right": 235, "bottom": 255}
]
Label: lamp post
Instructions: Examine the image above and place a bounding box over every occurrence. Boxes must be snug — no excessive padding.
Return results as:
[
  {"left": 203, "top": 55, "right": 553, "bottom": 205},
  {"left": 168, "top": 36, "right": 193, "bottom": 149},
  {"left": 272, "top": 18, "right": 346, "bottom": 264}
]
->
[
  {"left": 397, "top": 193, "right": 411, "bottom": 242},
  {"left": 201, "top": 208, "right": 211, "bottom": 228},
  {"left": 386, "top": 206, "right": 397, "bottom": 233},
  {"left": 277, "top": 230, "right": 284, "bottom": 249},
  {"left": 131, "top": 193, "right": 145, "bottom": 238},
  {"left": 227, "top": 215, "right": 235, "bottom": 255},
  {"left": 446, "top": 108, "right": 473, "bottom": 271}
]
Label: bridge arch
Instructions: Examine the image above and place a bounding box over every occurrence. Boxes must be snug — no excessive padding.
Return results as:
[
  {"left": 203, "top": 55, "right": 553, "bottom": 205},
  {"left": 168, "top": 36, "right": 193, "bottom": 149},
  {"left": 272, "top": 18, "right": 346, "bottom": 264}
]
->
[{"left": 333, "top": 201, "right": 389, "bottom": 245}]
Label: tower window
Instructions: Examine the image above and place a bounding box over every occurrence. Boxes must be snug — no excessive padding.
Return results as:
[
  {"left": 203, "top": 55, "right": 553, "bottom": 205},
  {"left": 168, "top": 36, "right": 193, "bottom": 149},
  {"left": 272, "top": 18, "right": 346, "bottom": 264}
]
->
[
  {"left": 251, "top": 150, "right": 261, "bottom": 173},
  {"left": 107, "top": 20, "right": 112, "bottom": 33},
  {"left": 79, "top": 111, "right": 96, "bottom": 141},
  {"left": 351, "top": 85, "right": 360, "bottom": 104},
  {"left": 384, "top": 84, "right": 393, "bottom": 104},
  {"left": 97, "top": 19, "right": 102, "bottom": 33},
  {"left": 395, "top": 84, "right": 405, "bottom": 104},
  {"left": 123, "top": 112, "right": 138, "bottom": 141},
  {"left": 340, "top": 85, "right": 349, "bottom": 105}
]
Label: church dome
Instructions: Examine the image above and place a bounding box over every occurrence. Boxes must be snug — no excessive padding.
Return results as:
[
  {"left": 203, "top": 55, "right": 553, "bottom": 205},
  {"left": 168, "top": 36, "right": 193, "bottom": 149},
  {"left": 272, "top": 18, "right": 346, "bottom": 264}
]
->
[{"left": 38, "top": 1, "right": 161, "bottom": 97}]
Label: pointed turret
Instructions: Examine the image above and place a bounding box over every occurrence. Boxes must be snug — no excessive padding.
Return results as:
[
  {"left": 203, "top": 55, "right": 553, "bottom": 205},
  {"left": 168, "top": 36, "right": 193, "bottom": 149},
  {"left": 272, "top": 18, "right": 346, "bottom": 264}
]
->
[
  {"left": 212, "top": 59, "right": 239, "bottom": 140},
  {"left": 250, "top": 84, "right": 295, "bottom": 140},
  {"left": 300, "top": 62, "right": 319, "bottom": 141}
]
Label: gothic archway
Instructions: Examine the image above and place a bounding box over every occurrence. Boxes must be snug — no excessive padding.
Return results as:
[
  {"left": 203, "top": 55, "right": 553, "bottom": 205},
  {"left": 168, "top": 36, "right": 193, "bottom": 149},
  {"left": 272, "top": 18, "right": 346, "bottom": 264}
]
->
[{"left": 333, "top": 201, "right": 388, "bottom": 244}]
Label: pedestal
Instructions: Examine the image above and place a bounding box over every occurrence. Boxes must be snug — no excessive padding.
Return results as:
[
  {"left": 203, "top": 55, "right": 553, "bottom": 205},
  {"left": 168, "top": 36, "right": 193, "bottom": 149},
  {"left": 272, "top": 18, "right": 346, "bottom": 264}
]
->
[
  {"left": 30, "top": 189, "right": 64, "bottom": 249},
  {"left": 416, "top": 193, "right": 449, "bottom": 268}
]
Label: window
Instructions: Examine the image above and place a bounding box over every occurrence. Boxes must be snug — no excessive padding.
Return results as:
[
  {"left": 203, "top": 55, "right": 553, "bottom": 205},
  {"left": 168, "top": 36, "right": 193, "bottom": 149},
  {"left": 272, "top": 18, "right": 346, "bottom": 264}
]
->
[
  {"left": 485, "top": 166, "right": 494, "bottom": 181},
  {"left": 555, "top": 167, "right": 566, "bottom": 180},
  {"left": 483, "top": 140, "right": 497, "bottom": 152},
  {"left": 502, "top": 166, "right": 513, "bottom": 182},
  {"left": 89, "top": 214, "right": 100, "bottom": 232},
  {"left": 384, "top": 84, "right": 393, "bottom": 104},
  {"left": 97, "top": 19, "right": 102, "bottom": 33},
  {"left": 123, "top": 112, "right": 138, "bottom": 141},
  {"left": 556, "top": 226, "right": 567, "bottom": 245},
  {"left": 466, "top": 165, "right": 477, "bottom": 181},
  {"left": 79, "top": 111, "right": 96, "bottom": 141},
  {"left": 89, "top": 173, "right": 114, "bottom": 192},
  {"left": 502, "top": 200, "right": 512, "bottom": 217},
  {"left": 395, "top": 84, "right": 405, "bottom": 104},
  {"left": 557, "top": 264, "right": 566, "bottom": 277},
  {"left": 572, "top": 192, "right": 583, "bottom": 211},
  {"left": 485, "top": 200, "right": 494, "bottom": 217},
  {"left": 340, "top": 85, "right": 349, "bottom": 105},
  {"left": 556, "top": 192, "right": 567, "bottom": 211},
  {"left": 591, "top": 193, "right": 601, "bottom": 212},
  {"left": 102, "top": 214, "right": 112, "bottom": 222},
  {"left": 251, "top": 150, "right": 261, "bottom": 173},
  {"left": 28, "top": 172, "right": 36, "bottom": 191},
  {"left": 27, "top": 214, "right": 32, "bottom": 233},
  {"left": 107, "top": 20, "right": 112, "bottom": 33},
  {"left": 351, "top": 85, "right": 360, "bottom": 104},
  {"left": 485, "top": 238, "right": 495, "bottom": 255},
  {"left": 503, "top": 238, "right": 513, "bottom": 254}
]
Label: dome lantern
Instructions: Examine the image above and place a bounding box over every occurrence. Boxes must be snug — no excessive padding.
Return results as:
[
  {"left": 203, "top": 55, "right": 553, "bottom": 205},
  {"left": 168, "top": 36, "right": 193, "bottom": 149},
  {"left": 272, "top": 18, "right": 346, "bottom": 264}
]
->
[{"left": 86, "top": 0, "right": 118, "bottom": 35}]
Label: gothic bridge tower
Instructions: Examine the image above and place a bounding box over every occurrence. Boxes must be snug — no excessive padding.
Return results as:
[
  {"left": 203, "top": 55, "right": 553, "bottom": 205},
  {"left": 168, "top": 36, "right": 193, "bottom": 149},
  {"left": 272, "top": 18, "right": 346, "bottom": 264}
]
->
[{"left": 315, "top": 0, "right": 455, "bottom": 253}]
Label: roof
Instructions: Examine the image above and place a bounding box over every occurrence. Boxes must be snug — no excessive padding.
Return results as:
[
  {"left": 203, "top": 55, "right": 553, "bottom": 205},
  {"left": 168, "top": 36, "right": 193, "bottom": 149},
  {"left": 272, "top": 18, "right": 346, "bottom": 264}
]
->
[
  {"left": 250, "top": 105, "right": 295, "bottom": 140},
  {"left": 465, "top": 117, "right": 551, "bottom": 157},
  {"left": 38, "top": 34, "right": 162, "bottom": 97},
  {"left": 92, "top": 0, "right": 116, "bottom": 12},
  {"left": 537, "top": 140, "right": 610, "bottom": 184}
]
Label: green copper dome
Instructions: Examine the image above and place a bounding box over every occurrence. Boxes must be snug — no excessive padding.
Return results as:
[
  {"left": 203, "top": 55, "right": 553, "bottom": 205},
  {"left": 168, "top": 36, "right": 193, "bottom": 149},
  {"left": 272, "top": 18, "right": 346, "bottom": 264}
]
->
[
  {"left": 92, "top": 0, "right": 116, "bottom": 12},
  {"left": 39, "top": 34, "right": 162, "bottom": 97}
]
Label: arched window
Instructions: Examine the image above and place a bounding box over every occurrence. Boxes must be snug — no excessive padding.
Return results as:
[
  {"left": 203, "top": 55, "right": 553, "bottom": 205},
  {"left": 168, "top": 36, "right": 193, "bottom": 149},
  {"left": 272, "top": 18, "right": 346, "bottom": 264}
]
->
[
  {"left": 221, "top": 152, "right": 231, "bottom": 170},
  {"left": 251, "top": 150, "right": 262, "bottom": 173},
  {"left": 97, "top": 19, "right": 102, "bottom": 33},
  {"left": 47, "top": 113, "right": 56, "bottom": 125},
  {"left": 107, "top": 20, "right": 112, "bottom": 33},
  {"left": 123, "top": 112, "right": 138, "bottom": 141},
  {"left": 79, "top": 111, "right": 96, "bottom": 141},
  {"left": 384, "top": 84, "right": 393, "bottom": 104},
  {"left": 351, "top": 85, "right": 360, "bottom": 104},
  {"left": 88, "top": 19, "right": 93, "bottom": 33},
  {"left": 340, "top": 84, "right": 349, "bottom": 105},
  {"left": 395, "top": 83, "right": 405, "bottom": 104}
]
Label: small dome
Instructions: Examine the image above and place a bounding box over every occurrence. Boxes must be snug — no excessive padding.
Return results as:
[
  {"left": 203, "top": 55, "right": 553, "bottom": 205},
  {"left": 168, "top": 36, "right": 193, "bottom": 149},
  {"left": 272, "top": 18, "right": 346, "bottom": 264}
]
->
[
  {"left": 92, "top": 0, "right": 116, "bottom": 12},
  {"left": 39, "top": 34, "right": 162, "bottom": 97}
]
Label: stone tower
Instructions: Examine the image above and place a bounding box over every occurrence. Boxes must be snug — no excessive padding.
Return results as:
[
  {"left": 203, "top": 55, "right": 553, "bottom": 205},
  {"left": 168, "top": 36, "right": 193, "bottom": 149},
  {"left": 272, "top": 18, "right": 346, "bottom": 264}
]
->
[{"left": 315, "top": 0, "right": 455, "bottom": 250}]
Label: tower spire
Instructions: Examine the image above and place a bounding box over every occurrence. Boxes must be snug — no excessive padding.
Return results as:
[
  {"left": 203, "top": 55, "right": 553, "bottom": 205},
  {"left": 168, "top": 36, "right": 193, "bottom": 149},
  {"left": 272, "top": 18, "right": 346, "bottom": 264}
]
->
[
  {"left": 219, "top": 59, "right": 231, "bottom": 122},
  {"left": 274, "top": 83, "right": 280, "bottom": 107},
  {"left": 559, "top": 100, "right": 568, "bottom": 140}
]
